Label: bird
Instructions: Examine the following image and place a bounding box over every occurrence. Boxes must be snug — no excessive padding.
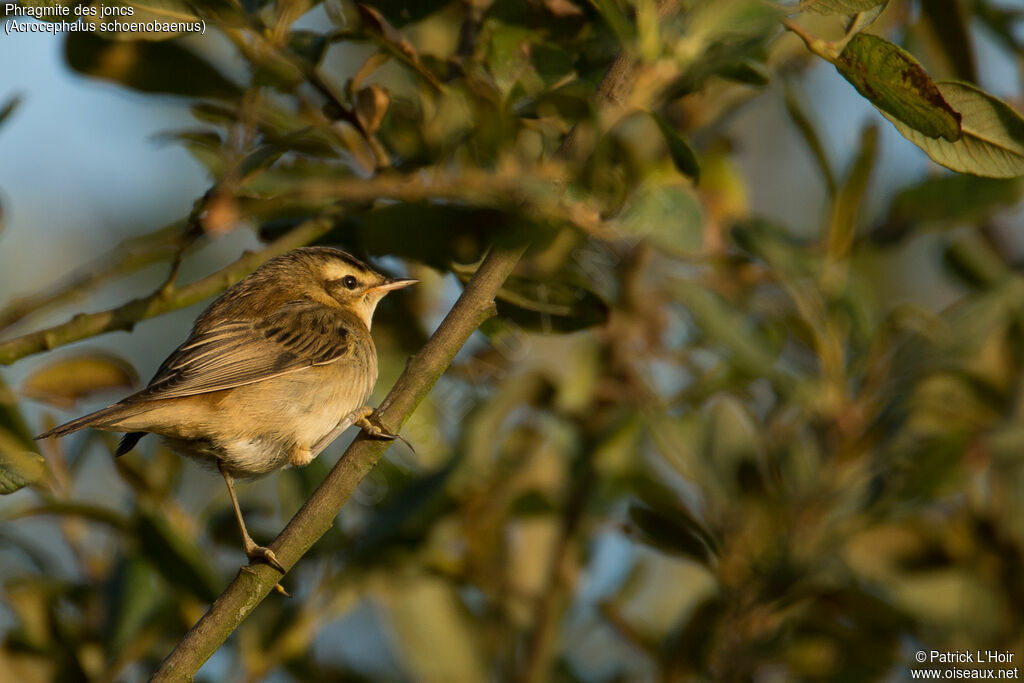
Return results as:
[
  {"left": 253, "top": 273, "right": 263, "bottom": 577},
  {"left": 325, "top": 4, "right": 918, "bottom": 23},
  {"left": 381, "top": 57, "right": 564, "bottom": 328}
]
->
[{"left": 36, "top": 246, "right": 417, "bottom": 574}]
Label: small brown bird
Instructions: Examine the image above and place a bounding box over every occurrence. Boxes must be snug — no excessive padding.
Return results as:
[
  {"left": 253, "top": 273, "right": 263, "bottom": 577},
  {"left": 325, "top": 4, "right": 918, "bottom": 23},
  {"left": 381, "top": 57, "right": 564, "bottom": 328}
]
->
[{"left": 37, "top": 247, "right": 416, "bottom": 573}]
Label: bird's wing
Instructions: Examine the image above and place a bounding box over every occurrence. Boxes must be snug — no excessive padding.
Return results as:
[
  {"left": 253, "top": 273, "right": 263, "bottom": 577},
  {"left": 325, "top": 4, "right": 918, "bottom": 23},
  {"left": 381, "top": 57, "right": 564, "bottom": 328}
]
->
[{"left": 134, "top": 301, "right": 358, "bottom": 401}]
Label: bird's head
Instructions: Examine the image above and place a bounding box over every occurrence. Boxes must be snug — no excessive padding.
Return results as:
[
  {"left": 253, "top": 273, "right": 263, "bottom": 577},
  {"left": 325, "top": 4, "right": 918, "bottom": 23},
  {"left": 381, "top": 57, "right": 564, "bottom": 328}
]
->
[
  {"left": 244, "top": 247, "right": 417, "bottom": 329},
  {"left": 317, "top": 250, "right": 417, "bottom": 329}
]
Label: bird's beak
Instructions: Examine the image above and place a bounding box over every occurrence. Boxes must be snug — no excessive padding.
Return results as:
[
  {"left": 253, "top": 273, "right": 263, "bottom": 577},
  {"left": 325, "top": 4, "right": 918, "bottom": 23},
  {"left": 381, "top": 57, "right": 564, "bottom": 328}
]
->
[{"left": 366, "top": 277, "right": 418, "bottom": 295}]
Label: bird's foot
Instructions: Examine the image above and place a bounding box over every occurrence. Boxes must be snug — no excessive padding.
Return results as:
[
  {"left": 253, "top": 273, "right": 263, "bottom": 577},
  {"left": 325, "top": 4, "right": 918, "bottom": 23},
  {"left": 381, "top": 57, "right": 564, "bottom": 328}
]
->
[
  {"left": 245, "top": 542, "right": 286, "bottom": 574},
  {"left": 289, "top": 445, "right": 314, "bottom": 468},
  {"left": 356, "top": 414, "right": 415, "bottom": 454}
]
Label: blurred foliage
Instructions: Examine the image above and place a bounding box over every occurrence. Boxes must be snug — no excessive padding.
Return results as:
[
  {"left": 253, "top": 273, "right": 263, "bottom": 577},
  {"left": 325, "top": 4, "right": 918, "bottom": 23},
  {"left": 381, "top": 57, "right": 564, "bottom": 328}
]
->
[{"left": 2, "top": 0, "right": 1024, "bottom": 680}]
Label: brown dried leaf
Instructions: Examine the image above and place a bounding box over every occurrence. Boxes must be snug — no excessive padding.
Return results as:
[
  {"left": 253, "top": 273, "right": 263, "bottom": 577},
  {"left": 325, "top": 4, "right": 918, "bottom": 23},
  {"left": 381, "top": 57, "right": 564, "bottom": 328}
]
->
[
  {"left": 355, "top": 84, "right": 391, "bottom": 135},
  {"left": 200, "top": 190, "right": 240, "bottom": 236},
  {"left": 542, "top": 0, "right": 584, "bottom": 17},
  {"left": 356, "top": 4, "right": 443, "bottom": 91}
]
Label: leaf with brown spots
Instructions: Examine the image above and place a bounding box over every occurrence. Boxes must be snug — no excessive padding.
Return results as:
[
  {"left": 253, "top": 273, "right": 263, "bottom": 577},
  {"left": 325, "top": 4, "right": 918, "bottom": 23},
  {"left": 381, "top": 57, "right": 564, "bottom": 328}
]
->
[
  {"left": 884, "top": 81, "right": 1024, "bottom": 178},
  {"left": 834, "top": 33, "right": 961, "bottom": 142}
]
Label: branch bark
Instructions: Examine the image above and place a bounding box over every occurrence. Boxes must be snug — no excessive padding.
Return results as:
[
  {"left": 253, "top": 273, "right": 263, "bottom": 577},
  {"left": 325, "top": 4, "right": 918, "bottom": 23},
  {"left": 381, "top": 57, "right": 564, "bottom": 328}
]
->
[{"left": 150, "top": 243, "right": 526, "bottom": 681}]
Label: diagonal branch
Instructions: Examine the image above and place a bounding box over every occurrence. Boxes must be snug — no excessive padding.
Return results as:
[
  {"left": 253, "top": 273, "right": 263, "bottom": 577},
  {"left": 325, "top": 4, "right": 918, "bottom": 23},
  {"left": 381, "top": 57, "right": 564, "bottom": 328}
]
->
[
  {"left": 150, "top": 243, "right": 526, "bottom": 681},
  {"left": 151, "top": 2, "right": 675, "bottom": 674}
]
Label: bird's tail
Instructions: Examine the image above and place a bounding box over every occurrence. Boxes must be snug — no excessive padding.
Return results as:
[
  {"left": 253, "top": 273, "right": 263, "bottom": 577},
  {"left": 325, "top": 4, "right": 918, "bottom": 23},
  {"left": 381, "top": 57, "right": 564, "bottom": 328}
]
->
[{"left": 36, "top": 402, "right": 135, "bottom": 440}]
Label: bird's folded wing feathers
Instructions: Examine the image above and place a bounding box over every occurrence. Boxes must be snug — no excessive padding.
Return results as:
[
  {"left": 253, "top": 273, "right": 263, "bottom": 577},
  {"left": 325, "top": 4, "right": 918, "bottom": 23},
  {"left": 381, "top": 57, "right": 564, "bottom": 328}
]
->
[{"left": 134, "top": 302, "right": 356, "bottom": 401}]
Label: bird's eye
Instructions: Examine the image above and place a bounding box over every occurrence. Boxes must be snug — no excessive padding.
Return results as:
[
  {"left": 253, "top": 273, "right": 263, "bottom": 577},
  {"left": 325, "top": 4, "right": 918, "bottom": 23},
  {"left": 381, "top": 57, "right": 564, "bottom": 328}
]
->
[{"left": 342, "top": 275, "right": 358, "bottom": 290}]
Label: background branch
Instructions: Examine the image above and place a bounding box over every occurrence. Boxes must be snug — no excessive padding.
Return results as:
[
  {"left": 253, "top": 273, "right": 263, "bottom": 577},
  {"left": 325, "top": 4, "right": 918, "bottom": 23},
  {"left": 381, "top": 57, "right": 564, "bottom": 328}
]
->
[
  {"left": 151, "top": 243, "right": 527, "bottom": 681},
  {"left": 0, "top": 221, "right": 191, "bottom": 334},
  {"left": 0, "top": 211, "right": 338, "bottom": 366}
]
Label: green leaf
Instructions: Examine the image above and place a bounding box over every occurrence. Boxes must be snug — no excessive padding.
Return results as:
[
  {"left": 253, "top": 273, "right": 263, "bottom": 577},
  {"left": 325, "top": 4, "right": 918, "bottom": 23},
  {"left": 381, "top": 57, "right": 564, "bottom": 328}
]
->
[
  {"left": 90, "top": 0, "right": 203, "bottom": 40},
  {"left": 530, "top": 43, "right": 575, "bottom": 88},
  {"left": 21, "top": 352, "right": 137, "bottom": 409},
  {"left": 262, "top": 203, "right": 544, "bottom": 270},
  {"left": 0, "top": 375, "right": 35, "bottom": 448},
  {"left": 671, "top": 281, "right": 789, "bottom": 384},
  {"left": 456, "top": 262, "right": 610, "bottom": 333},
  {"left": 784, "top": 82, "right": 837, "bottom": 196},
  {"left": 880, "top": 174, "right": 1022, "bottom": 240},
  {"left": 16, "top": 501, "right": 130, "bottom": 529},
  {"left": 347, "top": 462, "right": 456, "bottom": 564},
  {"left": 355, "top": 0, "right": 451, "bottom": 26},
  {"left": 834, "top": 33, "right": 961, "bottom": 142},
  {"left": 496, "top": 277, "right": 609, "bottom": 333},
  {"left": 919, "top": 0, "right": 976, "bottom": 82},
  {"left": 238, "top": 143, "right": 288, "bottom": 180},
  {"left": 942, "top": 236, "right": 1012, "bottom": 290},
  {"left": 800, "top": 0, "right": 887, "bottom": 14},
  {"left": 826, "top": 123, "right": 878, "bottom": 268},
  {"left": 356, "top": 4, "right": 443, "bottom": 92},
  {"left": 134, "top": 507, "right": 221, "bottom": 601},
  {"left": 0, "top": 447, "right": 46, "bottom": 495},
  {"left": 718, "top": 58, "right": 770, "bottom": 86},
  {"left": 386, "top": 578, "right": 488, "bottom": 682},
  {"left": 589, "top": 0, "right": 634, "bottom": 45},
  {"left": 192, "top": 101, "right": 338, "bottom": 157},
  {"left": 651, "top": 113, "right": 700, "bottom": 181},
  {"left": 155, "top": 129, "right": 224, "bottom": 174},
  {"left": 485, "top": 21, "right": 537, "bottom": 97},
  {"left": 65, "top": 32, "right": 240, "bottom": 99},
  {"left": 508, "top": 490, "right": 557, "bottom": 516},
  {"left": 106, "top": 557, "right": 163, "bottom": 656},
  {"left": 1, "top": 365, "right": 42, "bottom": 497},
  {"left": 627, "top": 503, "right": 718, "bottom": 564},
  {"left": 265, "top": 205, "right": 484, "bottom": 269},
  {"left": 188, "top": 0, "right": 249, "bottom": 26},
  {"left": 974, "top": 2, "right": 1023, "bottom": 55},
  {"left": 287, "top": 30, "right": 332, "bottom": 66},
  {"left": 613, "top": 177, "right": 703, "bottom": 253},
  {"left": 884, "top": 81, "right": 1024, "bottom": 178},
  {"left": 705, "top": 397, "right": 761, "bottom": 493}
]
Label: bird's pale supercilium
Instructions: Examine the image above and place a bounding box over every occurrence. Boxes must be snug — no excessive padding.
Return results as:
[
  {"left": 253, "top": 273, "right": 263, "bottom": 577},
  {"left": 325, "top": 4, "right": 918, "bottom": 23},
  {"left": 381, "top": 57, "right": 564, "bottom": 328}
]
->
[{"left": 37, "top": 247, "right": 417, "bottom": 574}]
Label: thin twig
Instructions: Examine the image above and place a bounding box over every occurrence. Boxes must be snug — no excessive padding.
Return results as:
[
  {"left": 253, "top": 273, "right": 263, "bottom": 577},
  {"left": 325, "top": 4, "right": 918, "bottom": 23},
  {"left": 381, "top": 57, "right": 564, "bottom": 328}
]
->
[
  {"left": 0, "top": 211, "right": 340, "bottom": 366},
  {"left": 257, "top": 167, "right": 608, "bottom": 237},
  {"left": 0, "top": 222, "right": 190, "bottom": 334},
  {"left": 150, "top": 242, "right": 527, "bottom": 681}
]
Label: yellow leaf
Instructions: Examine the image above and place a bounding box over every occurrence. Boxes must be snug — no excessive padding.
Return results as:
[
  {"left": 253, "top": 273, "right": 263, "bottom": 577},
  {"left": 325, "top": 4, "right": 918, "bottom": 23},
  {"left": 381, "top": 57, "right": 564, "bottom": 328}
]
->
[{"left": 22, "top": 353, "right": 137, "bottom": 409}]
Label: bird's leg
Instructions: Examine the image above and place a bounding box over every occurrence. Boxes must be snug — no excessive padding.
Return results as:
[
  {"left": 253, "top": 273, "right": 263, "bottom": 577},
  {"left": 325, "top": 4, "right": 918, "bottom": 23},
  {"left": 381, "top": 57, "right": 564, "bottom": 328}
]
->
[
  {"left": 219, "top": 462, "right": 286, "bottom": 574},
  {"left": 308, "top": 406, "right": 414, "bottom": 458},
  {"left": 308, "top": 406, "right": 372, "bottom": 459}
]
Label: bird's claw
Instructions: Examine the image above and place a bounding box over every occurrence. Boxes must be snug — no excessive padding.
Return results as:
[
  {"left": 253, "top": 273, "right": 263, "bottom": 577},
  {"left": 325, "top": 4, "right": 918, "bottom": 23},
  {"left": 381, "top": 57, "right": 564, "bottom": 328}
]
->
[
  {"left": 356, "top": 415, "right": 415, "bottom": 454},
  {"left": 246, "top": 544, "right": 286, "bottom": 574},
  {"left": 245, "top": 546, "right": 289, "bottom": 595}
]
